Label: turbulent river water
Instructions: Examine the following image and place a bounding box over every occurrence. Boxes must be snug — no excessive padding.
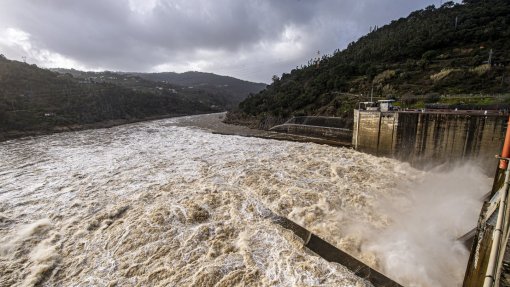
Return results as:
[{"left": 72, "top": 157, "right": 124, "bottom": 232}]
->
[{"left": 0, "top": 113, "right": 492, "bottom": 287}]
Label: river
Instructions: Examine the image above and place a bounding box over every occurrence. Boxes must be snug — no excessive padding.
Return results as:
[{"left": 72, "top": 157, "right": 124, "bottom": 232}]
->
[{"left": 0, "top": 113, "right": 491, "bottom": 286}]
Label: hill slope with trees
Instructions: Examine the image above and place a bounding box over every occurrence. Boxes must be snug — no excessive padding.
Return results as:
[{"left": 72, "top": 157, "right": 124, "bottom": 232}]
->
[
  {"left": 131, "top": 71, "right": 267, "bottom": 104},
  {"left": 0, "top": 57, "right": 263, "bottom": 140},
  {"left": 53, "top": 69, "right": 267, "bottom": 107},
  {"left": 228, "top": 0, "right": 510, "bottom": 129}
]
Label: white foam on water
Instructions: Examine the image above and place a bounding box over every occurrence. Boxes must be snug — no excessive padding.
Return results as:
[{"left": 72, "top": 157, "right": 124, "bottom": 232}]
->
[{"left": 0, "top": 114, "right": 489, "bottom": 286}]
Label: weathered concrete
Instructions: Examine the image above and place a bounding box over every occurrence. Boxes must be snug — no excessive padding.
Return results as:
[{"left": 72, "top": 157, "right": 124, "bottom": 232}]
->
[
  {"left": 353, "top": 110, "right": 508, "bottom": 172},
  {"left": 270, "top": 116, "right": 352, "bottom": 144},
  {"left": 353, "top": 111, "right": 399, "bottom": 157}
]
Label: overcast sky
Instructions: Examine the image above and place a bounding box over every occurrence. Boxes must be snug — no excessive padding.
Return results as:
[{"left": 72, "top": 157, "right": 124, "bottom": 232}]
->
[{"left": 0, "top": 0, "right": 451, "bottom": 83}]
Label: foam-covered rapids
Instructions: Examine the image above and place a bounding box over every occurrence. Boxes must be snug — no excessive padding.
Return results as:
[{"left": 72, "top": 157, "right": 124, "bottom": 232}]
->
[{"left": 0, "top": 114, "right": 490, "bottom": 286}]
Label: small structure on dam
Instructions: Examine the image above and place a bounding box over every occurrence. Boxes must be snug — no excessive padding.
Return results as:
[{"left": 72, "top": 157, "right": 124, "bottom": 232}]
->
[{"left": 353, "top": 105, "right": 508, "bottom": 172}]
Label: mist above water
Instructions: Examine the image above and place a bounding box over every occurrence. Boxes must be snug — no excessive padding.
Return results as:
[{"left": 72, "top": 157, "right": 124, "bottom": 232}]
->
[
  {"left": 0, "top": 114, "right": 489, "bottom": 286},
  {"left": 364, "top": 164, "right": 489, "bottom": 286}
]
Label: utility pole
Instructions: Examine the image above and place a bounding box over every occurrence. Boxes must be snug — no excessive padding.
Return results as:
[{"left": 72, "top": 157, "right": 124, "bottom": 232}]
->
[
  {"left": 316, "top": 50, "right": 321, "bottom": 69},
  {"left": 370, "top": 82, "right": 374, "bottom": 103}
]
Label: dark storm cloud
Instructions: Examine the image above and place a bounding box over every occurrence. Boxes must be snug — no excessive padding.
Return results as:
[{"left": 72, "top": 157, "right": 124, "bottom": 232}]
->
[{"left": 0, "top": 0, "right": 448, "bottom": 82}]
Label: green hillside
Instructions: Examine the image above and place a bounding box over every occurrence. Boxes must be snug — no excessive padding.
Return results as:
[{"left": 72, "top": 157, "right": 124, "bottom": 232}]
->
[
  {"left": 53, "top": 69, "right": 267, "bottom": 107},
  {"left": 131, "top": 71, "right": 267, "bottom": 104},
  {"left": 228, "top": 0, "right": 510, "bottom": 128},
  {"left": 0, "top": 57, "right": 220, "bottom": 140}
]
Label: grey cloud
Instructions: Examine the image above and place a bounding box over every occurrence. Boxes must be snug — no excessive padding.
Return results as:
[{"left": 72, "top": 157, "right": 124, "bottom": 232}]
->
[{"left": 0, "top": 0, "right": 448, "bottom": 82}]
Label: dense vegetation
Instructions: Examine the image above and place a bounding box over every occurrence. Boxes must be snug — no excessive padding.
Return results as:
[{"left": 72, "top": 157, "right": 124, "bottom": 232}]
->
[
  {"left": 54, "top": 69, "right": 266, "bottom": 107},
  {"left": 132, "top": 71, "right": 266, "bottom": 104},
  {"left": 230, "top": 0, "right": 510, "bottom": 128},
  {"left": 0, "top": 57, "right": 264, "bottom": 140}
]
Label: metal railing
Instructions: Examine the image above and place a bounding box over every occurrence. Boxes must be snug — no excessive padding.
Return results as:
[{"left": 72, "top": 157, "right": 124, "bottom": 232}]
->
[{"left": 484, "top": 156, "right": 510, "bottom": 287}]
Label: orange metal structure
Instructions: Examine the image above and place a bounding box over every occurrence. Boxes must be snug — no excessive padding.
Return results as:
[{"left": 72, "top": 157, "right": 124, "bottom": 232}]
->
[{"left": 500, "top": 116, "right": 510, "bottom": 169}]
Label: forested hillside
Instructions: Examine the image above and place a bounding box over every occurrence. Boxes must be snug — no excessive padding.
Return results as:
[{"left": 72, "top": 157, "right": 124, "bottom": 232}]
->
[
  {"left": 132, "top": 71, "right": 267, "bottom": 104},
  {"left": 53, "top": 69, "right": 267, "bottom": 107},
  {"left": 228, "top": 0, "right": 510, "bottom": 128},
  {"left": 0, "top": 57, "right": 218, "bottom": 140}
]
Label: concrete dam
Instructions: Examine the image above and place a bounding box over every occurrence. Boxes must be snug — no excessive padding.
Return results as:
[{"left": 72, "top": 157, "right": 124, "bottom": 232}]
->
[
  {"left": 272, "top": 110, "right": 508, "bottom": 172},
  {"left": 353, "top": 110, "right": 508, "bottom": 172}
]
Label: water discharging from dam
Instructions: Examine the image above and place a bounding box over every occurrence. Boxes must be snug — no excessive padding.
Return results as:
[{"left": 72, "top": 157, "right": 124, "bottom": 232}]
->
[{"left": 0, "top": 114, "right": 492, "bottom": 286}]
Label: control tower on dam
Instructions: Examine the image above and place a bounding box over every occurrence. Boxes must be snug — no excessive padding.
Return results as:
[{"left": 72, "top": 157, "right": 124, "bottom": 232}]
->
[{"left": 353, "top": 104, "right": 508, "bottom": 173}]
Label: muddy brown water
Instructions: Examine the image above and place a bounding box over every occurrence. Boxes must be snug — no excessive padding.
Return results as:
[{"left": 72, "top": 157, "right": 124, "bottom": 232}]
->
[{"left": 0, "top": 113, "right": 490, "bottom": 286}]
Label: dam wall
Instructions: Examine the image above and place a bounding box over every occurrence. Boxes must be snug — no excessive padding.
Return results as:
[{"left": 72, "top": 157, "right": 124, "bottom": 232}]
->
[{"left": 353, "top": 110, "right": 507, "bottom": 171}]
